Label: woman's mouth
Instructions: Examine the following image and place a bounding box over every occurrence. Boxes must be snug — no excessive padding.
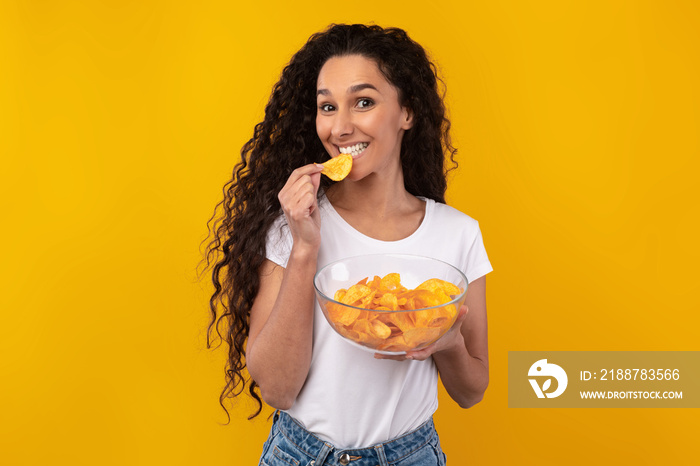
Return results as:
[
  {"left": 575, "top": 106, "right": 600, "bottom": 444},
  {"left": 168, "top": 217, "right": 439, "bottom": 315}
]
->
[{"left": 338, "top": 142, "right": 369, "bottom": 158}]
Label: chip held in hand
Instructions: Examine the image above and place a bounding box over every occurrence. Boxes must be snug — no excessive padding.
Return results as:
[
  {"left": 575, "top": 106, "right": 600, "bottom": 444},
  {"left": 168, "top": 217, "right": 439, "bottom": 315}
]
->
[{"left": 320, "top": 154, "right": 353, "bottom": 181}]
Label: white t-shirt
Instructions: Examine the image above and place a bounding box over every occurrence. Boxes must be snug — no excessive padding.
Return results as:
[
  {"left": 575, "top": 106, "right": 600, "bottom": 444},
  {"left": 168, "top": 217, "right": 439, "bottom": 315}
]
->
[{"left": 265, "top": 193, "right": 492, "bottom": 448}]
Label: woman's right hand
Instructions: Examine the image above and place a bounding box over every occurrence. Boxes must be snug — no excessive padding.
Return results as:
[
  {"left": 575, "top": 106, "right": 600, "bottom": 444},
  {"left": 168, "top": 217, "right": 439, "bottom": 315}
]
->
[{"left": 278, "top": 163, "right": 324, "bottom": 252}]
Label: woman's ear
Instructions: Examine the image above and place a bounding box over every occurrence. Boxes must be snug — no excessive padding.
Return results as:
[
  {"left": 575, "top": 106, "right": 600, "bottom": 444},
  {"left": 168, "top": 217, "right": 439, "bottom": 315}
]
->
[{"left": 401, "top": 107, "right": 414, "bottom": 130}]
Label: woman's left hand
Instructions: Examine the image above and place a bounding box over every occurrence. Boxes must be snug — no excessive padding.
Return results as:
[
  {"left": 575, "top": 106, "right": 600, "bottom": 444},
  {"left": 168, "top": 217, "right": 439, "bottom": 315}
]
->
[{"left": 374, "top": 305, "right": 469, "bottom": 361}]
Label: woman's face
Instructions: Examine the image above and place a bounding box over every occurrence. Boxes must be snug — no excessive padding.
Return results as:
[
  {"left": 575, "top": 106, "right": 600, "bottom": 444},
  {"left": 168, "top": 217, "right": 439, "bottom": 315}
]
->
[{"left": 316, "top": 54, "right": 413, "bottom": 181}]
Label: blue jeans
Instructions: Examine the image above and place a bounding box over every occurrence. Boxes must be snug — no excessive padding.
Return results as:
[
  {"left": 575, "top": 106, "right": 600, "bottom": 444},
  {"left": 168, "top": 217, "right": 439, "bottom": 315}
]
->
[{"left": 258, "top": 411, "right": 447, "bottom": 466}]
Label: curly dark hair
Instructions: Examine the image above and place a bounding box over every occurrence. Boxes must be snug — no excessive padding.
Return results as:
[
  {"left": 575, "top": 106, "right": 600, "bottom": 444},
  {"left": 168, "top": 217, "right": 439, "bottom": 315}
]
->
[{"left": 201, "top": 23, "right": 458, "bottom": 422}]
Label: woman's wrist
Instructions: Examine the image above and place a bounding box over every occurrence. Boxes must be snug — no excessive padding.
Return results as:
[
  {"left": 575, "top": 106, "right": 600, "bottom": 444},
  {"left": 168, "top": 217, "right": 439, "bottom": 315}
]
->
[{"left": 289, "top": 243, "right": 319, "bottom": 265}]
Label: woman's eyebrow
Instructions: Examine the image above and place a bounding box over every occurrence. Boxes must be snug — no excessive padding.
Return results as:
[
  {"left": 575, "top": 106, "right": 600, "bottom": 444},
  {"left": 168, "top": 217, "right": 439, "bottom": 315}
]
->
[
  {"left": 347, "top": 83, "right": 378, "bottom": 94},
  {"left": 316, "top": 83, "right": 379, "bottom": 97}
]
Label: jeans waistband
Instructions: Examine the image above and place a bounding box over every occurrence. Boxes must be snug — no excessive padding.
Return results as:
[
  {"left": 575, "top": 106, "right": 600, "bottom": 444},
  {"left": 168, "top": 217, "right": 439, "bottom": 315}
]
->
[{"left": 273, "top": 410, "right": 437, "bottom": 466}]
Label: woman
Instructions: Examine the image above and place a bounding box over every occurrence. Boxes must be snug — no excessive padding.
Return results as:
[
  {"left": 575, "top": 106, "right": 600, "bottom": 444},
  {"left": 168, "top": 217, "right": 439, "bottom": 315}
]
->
[{"left": 204, "top": 23, "right": 492, "bottom": 465}]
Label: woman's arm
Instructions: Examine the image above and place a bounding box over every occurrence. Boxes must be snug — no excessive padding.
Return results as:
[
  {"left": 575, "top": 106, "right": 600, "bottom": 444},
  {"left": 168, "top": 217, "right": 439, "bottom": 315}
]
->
[
  {"left": 246, "top": 253, "right": 318, "bottom": 410},
  {"left": 430, "top": 276, "right": 489, "bottom": 408},
  {"left": 245, "top": 164, "right": 324, "bottom": 410}
]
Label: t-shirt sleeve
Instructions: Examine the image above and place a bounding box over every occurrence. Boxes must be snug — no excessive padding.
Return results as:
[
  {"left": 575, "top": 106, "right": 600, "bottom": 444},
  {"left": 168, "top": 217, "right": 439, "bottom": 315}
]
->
[
  {"left": 464, "top": 221, "right": 493, "bottom": 283},
  {"left": 265, "top": 214, "right": 293, "bottom": 268}
]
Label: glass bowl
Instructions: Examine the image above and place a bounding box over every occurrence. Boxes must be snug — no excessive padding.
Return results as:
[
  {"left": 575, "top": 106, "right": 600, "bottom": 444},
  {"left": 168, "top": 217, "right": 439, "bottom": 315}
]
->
[{"left": 313, "top": 254, "right": 468, "bottom": 355}]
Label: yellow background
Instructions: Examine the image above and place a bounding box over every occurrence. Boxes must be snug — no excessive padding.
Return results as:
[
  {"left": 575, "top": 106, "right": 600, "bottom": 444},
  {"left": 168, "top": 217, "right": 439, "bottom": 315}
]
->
[{"left": 1, "top": 1, "right": 698, "bottom": 464}]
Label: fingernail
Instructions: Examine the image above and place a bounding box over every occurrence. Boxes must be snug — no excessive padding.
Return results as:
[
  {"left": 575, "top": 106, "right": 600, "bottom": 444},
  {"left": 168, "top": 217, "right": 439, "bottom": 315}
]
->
[{"left": 316, "top": 164, "right": 325, "bottom": 169}]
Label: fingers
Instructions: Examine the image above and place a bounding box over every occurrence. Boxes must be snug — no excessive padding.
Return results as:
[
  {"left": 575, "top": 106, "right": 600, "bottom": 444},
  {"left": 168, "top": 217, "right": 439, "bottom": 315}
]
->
[
  {"left": 277, "top": 164, "right": 324, "bottom": 249},
  {"left": 280, "top": 164, "right": 323, "bottom": 198},
  {"left": 405, "top": 347, "right": 433, "bottom": 361},
  {"left": 283, "top": 163, "right": 324, "bottom": 191},
  {"left": 374, "top": 353, "right": 406, "bottom": 361},
  {"left": 454, "top": 305, "right": 469, "bottom": 325},
  {"left": 278, "top": 164, "right": 324, "bottom": 219},
  {"left": 374, "top": 349, "right": 430, "bottom": 361},
  {"left": 285, "top": 178, "right": 316, "bottom": 215}
]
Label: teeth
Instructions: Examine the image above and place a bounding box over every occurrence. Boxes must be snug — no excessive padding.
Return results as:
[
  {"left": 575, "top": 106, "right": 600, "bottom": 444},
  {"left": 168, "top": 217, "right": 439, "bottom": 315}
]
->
[{"left": 339, "top": 142, "right": 368, "bottom": 156}]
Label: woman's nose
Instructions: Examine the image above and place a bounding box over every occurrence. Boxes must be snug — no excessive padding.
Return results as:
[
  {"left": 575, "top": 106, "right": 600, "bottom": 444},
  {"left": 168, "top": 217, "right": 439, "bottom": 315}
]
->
[{"left": 331, "top": 109, "right": 354, "bottom": 138}]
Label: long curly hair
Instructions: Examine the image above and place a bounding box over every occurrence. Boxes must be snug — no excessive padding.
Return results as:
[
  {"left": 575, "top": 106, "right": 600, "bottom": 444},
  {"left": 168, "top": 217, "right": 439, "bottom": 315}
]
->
[{"left": 201, "top": 23, "right": 458, "bottom": 422}]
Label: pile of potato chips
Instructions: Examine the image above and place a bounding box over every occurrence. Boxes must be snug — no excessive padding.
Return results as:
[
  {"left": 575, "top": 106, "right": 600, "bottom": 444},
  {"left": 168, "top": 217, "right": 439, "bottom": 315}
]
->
[{"left": 325, "top": 273, "right": 462, "bottom": 352}]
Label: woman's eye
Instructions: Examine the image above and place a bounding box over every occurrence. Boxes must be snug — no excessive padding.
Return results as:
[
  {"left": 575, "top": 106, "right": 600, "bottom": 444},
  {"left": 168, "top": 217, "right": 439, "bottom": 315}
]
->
[
  {"left": 357, "top": 98, "right": 374, "bottom": 109},
  {"left": 319, "top": 103, "right": 335, "bottom": 112}
]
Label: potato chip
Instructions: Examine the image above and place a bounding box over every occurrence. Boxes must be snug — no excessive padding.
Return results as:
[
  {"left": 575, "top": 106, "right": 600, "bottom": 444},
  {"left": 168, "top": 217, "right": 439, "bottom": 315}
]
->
[
  {"left": 379, "top": 273, "right": 403, "bottom": 293},
  {"left": 359, "top": 289, "right": 377, "bottom": 309},
  {"left": 411, "top": 309, "right": 432, "bottom": 328},
  {"left": 355, "top": 332, "right": 380, "bottom": 346},
  {"left": 408, "top": 289, "right": 442, "bottom": 308},
  {"left": 416, "top": 278, "right": 462, "bottom": 297},
  {"left": 320, "top": 154, "right": 353, "bottom": 181},
  {"left": 370, "top": 320, "right": 391, "bottom": 339},
  {"left": 385, "top": 311, "right": 414, "bottom": 333},
  {"left": 427, "top": 304, "right": 457, "bottom": 328},
  {"left": 337, "top": 325, "right": 360, "bottom": 341},
  {"left": 349, "top": 318, "right": 391, "bottom": 346},
  {"left": 341, "top": 284, "right": 372, "bottom": 306},
  {"left": 333, "top": 288, "right": 347, "bottom": 302},
  {"left": 385, "top": 322, "right": 401, "bottom": 336},
  {"left": 378, "top": 293, "right": 399, "bottom": 311},
  {"left": 400, "top": 296, "right": 417, "bottom": 311},
  {"left": 403, "top": 327, "right": 442, "bottom": 347},
  {"left": 327, "top": 302, "right": 360, "bottom": 326},
  {"left": 352, "top": 318, "right": 372, "bottom": 334},
  {"left": 377, "top": 335, "right": 409, "bottom": 352}
]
